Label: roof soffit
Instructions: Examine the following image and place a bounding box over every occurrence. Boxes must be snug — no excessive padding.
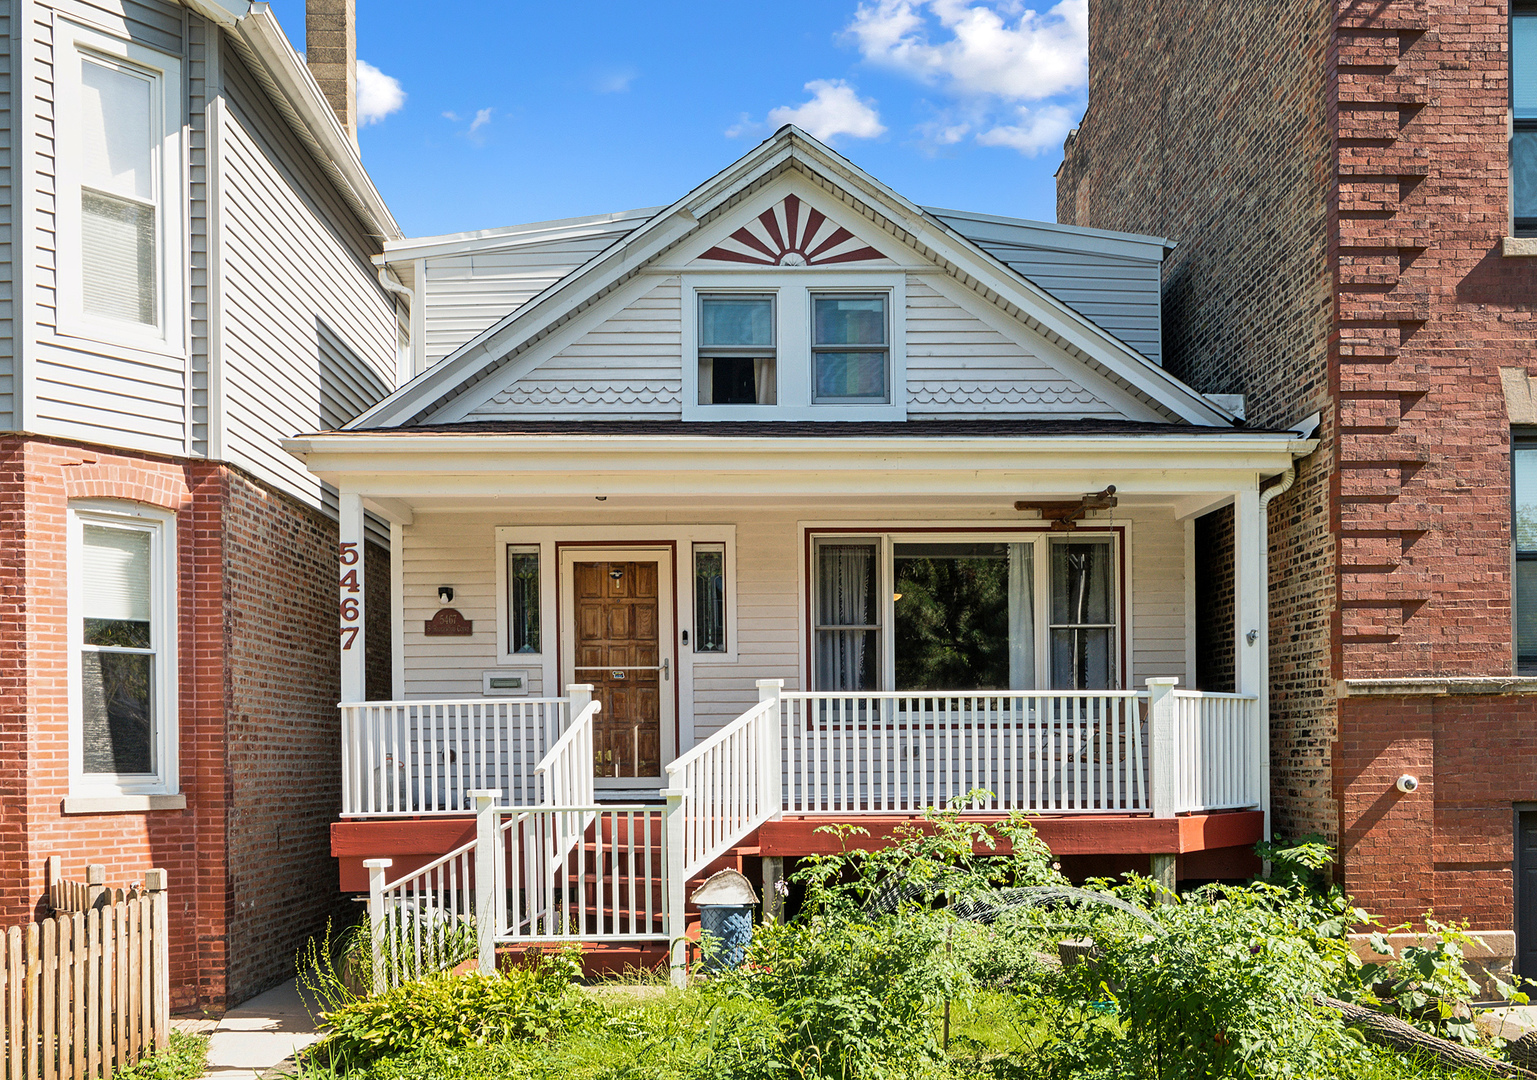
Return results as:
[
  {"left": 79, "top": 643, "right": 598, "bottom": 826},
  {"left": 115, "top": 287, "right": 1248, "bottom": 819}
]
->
[{"left": 346, "top": 128, "right": 1231, "bottom": 430}]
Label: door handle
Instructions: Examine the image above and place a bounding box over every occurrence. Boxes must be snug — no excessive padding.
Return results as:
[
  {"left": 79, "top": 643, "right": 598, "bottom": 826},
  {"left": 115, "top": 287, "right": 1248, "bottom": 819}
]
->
[{"left": 662, "top": 658, "right": 669, "bottom": 681}]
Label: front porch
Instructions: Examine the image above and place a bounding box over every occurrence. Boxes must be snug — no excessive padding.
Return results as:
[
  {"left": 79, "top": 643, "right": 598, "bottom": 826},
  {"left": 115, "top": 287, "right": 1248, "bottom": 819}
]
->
[{"left": 283, "top": 423, "right": 1312, "bottom": 976}]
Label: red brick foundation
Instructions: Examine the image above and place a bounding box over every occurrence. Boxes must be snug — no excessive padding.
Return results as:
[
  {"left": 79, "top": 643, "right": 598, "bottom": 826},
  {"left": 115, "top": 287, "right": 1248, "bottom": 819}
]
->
[{"left": 0, "top": 435, "right": 387, "bottom": 1011}]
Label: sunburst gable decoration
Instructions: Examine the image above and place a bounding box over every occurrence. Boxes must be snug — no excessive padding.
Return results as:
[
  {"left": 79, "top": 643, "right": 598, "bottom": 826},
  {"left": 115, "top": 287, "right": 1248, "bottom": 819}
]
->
[{"left": 698, "top": 194, "right": 886, "bottom": 267}]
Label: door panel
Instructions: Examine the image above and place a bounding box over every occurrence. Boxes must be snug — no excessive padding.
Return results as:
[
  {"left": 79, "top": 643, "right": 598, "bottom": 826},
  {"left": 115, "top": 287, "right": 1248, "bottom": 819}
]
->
[
  {"left": 570, "top": 558, "right": 668, "bottom": 779},
  {"left": 1519, "top": 811, "right": 1537, "bottom": 979}
]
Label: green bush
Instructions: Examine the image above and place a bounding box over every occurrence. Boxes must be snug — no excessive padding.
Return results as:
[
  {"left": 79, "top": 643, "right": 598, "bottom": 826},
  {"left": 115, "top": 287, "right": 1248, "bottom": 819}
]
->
[
  {"left": 111, "top": 1032, "right": 209, "bottom": 1080},
  {"left": 310, "top": 949, "right": 596, "bottom": 1069}
]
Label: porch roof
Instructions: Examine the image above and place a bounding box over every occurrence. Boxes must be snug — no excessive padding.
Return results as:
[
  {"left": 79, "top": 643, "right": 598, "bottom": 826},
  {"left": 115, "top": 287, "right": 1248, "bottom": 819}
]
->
[
  {"left": 319, "top": 418, "right": 1295, "bottom": 438},
  {"left": 284, "top": 418, "right": 1316, "bottom": 516}
]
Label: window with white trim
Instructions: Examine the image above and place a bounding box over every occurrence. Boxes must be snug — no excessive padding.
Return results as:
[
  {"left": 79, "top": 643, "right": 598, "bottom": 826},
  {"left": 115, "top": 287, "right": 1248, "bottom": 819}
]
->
[
  {"left": 812, "top": 533, "right": 1119, "bottom": 693},
  {"left": 70, "top": 504, "right": 177, "bottom": 796},
  {"left": 57, "top": 23, "right": 184, "bottom": 352},
  {"left": 682, "top": 275, "right": 905, "bottom": 420}
]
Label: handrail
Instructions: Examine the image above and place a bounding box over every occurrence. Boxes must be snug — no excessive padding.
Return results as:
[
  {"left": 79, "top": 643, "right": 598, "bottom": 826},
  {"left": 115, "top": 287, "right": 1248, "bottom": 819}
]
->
[
  {"left": 534, "top": 700, "right": 601, "bottom": 779},
  {"left": 665, "top": 697, "right": 776, "bottom": 777},
  {"left": 341, "top": 696, "right": 569, "bottom": 709},
  {"left": 779, "top": 689, "right": 1150, "bottom": 700},
  {"left": 382, "top": 837, "right": 477, "bottom": 893}
]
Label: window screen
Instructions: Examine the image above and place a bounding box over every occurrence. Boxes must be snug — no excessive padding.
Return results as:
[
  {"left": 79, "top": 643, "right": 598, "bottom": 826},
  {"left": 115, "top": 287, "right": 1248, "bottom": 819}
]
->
[
  {"left": 812, "top": 295, "right": 888, "bottom": 402},
  {"left": 698, "top": 294, "right": 776, "bottom": 405}
]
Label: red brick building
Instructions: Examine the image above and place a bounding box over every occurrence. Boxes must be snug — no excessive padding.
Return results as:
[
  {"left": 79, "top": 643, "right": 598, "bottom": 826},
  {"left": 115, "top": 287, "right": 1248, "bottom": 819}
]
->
[
  {"left": 0, "top": 0, "right": 401, "bottom": 1010},
  {"left": 1057, "top": 0, "right": 1537, "bottom": 971}
]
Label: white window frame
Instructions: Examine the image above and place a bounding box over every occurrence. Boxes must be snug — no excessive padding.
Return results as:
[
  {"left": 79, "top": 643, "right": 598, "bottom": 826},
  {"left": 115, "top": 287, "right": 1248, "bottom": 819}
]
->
[
  {"left": 808, "top": 529, "right": 1123, "bottom": 693},
  {"left": 810, "top": 291, "right": 893, "bottom": 405},
  {"left": 67, "top": 501, "right": 179, "bottom": 798},
  {"left": 681, "top": 272, "right": 907, "bottom": 421},
  {"left": 54, "top": 20, "right": 186, "bottom": 358}
]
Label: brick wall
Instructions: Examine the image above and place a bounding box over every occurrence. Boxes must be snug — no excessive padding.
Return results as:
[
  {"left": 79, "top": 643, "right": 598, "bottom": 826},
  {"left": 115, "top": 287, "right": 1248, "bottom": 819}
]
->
[
  {"left": 1062, "top": 0, "right": 1537, "bottom": 932},
  {"left": 1194, "top": 504, "right": 1235, "bottom": 693},
  {"left": 1058, "top": 0, "right": 1339, "bottom": 846},
  {"left": 0, "top": 435, "right": 389, "bottom": 1010}
]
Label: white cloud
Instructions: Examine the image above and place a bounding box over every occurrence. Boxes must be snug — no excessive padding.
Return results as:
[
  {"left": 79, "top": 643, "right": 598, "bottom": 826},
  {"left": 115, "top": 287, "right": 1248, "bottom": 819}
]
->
[
  {"left": 843, "top": 1, "right": 1086, "bottom": 155},
  {"left": 468, "top": 107, "right": 493, "bottom": 134},
  {"left": 594, "top": 67, "right": 638, "bottom": 94},
  {"left": 355, "top": 60, "right": 405, "bottom": 125},
  {"left": 442, "top": 107, "right": 494, "bottom": 145},
  {"left": 847, "top": 0, "right": 1086, "bottom": 100},
  {"left": 975, "top": 103, "right": 1076, "bottom": 155},
  {"left": 763, "top": 80, "right": 886, "bottom": 142}
]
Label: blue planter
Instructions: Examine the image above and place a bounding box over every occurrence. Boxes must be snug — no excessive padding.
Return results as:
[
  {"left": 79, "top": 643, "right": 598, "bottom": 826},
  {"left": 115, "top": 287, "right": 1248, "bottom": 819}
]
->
[{"left": 699, "top": 904, "right": 754, "bottom": 971}]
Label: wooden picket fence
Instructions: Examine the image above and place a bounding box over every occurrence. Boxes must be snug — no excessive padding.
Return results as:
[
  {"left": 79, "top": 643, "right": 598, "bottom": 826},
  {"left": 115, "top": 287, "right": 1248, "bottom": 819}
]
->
[{"left": 0, "top": 862, "right": 170, "bottom": 1080}]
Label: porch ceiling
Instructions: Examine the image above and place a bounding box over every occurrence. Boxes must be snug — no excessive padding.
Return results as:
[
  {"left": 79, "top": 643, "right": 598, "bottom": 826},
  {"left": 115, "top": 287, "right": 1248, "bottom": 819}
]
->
[{"left": 284, "top": 425, "right": 1317, "bottom": 518}]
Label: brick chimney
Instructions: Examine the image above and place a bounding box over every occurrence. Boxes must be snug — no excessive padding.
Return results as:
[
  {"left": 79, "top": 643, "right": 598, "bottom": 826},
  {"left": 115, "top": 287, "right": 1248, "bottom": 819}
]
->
[{"left": 306, "top": 0, "right": 357, "bottom": 146}]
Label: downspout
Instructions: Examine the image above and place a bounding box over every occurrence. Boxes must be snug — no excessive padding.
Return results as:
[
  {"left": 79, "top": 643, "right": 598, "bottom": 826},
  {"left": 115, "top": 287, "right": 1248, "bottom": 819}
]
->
[
  {"left": 1256, "top": 463, "right": 1297, "bottom": 848},
  {"left": 377, "top": 267, "right": 414, "bottom": 385}
]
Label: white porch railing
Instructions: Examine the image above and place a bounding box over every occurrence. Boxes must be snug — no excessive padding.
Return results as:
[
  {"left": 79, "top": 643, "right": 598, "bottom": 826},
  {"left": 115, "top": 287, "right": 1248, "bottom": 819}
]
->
[
  {"left": 781, "top": 690, "right": 1149, "bottom": 814},
  {"left": 340, "top": 698, "right": 569, "bottom": 815},
  {"left": 1166, "top": 688, "right": 1263, "bottom": 814}
]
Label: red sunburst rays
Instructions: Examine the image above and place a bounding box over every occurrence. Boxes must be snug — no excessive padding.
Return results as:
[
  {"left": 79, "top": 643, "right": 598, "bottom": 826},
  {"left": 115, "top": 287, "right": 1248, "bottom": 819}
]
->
[{"left": 699, "top": 194, "right": 885, "bottom": 266}]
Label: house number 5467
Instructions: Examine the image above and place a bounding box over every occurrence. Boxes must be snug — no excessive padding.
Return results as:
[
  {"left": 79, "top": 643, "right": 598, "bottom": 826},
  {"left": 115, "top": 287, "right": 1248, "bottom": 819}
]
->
[{"left": 339, "top": 541, "right": 361, "bottom": 650}]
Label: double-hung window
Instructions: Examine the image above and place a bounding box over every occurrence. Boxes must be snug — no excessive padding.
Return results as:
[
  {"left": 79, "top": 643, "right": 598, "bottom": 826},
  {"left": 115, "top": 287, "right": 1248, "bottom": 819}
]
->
[
  {"left": 698, "top": 294, "right": 777, "bottom": 405},
  {"left": 1516, "top": 436, "right": 1537, "bottom": 673},
  {"left": 70, "top": 504, "right": 177, "bottom": 796},
  {"left": 1516, "top": 5, "right": 1537, "bottom": 235},
  {"left": 58, "top": 23, "right": 184, "bottom": 351},
  {"left": 812, "top": 294, "right": 889, "bottom": 403},
  {"left": 813, "top": 533, "right": 1118, "bottom": 693}
]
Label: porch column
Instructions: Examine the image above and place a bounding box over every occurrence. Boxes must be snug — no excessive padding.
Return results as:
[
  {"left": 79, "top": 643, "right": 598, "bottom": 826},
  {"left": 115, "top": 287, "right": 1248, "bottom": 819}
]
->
[
  {"left": 1233, "top": 485, "right": 1269, "bottom": 841},
  {"left": 339, "top": 489, "right": 367, "bottom": 703},
  {"left": 1233, "top": 485, "right": 1264, "bottom": 697}
]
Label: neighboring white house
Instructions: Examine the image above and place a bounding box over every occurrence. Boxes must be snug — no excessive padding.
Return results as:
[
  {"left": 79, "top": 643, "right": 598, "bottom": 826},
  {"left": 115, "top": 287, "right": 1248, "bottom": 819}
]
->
[{"left": 286, "top": 128, "right": 1317, "bottom": 926}]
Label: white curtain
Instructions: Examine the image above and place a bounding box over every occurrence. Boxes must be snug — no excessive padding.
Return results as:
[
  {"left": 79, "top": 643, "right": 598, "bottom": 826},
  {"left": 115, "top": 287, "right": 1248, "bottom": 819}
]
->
[
  {"left": 816, "top": 544, "right": 874, "bottom": 691},
  {"left": 1007, "top": 543, "right": 1035, "bottom": 690},
  {"left": 754, "top": 358, "right": 776, "bottom": 404},
  {"left": 697, "top": 358, "right": 713, "bottom": 405}
]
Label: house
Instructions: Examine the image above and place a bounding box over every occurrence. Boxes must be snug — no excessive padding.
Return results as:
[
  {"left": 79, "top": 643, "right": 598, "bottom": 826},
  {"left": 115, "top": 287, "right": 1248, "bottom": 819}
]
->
[
  {"left": 0, "top": 0, "right": 400, "bottom": 1010},
  {"left": 284, "top": 127, "right": 1317, "bottom": 968},
  {"left": 1055, "top": 0, "right": 1537, "bottom": 974}
]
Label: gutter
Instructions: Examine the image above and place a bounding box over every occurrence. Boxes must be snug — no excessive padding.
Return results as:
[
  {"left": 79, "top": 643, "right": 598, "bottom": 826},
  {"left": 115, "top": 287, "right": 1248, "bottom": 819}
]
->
[{"left": 230, "top": 4, "right": 402, "bottom": 242}]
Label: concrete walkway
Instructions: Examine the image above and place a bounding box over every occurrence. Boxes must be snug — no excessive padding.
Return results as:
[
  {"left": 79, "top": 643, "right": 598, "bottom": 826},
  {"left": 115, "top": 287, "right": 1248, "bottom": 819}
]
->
[{"left": 201, "top": 979, "right": 321, "bottom": 1080}]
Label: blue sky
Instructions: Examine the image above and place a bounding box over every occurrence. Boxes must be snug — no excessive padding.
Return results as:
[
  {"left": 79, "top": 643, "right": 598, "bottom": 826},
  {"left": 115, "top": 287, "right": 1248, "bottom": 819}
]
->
[{"left": 265, "top": 1, "right": 1088, "bottom": 239}]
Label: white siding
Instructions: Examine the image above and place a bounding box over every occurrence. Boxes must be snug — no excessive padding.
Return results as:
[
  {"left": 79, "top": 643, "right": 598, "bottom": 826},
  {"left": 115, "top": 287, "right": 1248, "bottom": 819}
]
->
[
  {"left": 1130, "top": 508, "right": 1188, "bottom": 686},
  {"left": 422, "top": 231, "right": 635, "bottom": 366},
  {"left": 904, "top": 277, "right": 1117, "bottom": 419},
  {"left": 397, "top": 506, "right": 1187, "bottom": 748},
  {"left": 0, "top": 0, "right": 14, "bottom": 430},
  {"left": 27, "top": 0, "right": 190, "bottom": 455},
  {"left": 462, "top": 279, "right": 683, "bottom": 421},
  {"left": 219, "top": 42, "right": 396, "bottom": 508},
  {"left": 187, "top": 12, "right": 211, "bottom": 456}
]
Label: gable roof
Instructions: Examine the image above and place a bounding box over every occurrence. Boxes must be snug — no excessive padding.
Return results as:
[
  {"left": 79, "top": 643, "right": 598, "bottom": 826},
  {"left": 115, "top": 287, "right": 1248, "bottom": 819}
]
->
[
  {"left": 346, "top": 127, "right": 1234, "bottom": 430},
  {"left": 184, "top": 1, "right": 401, "bottom": 243}
]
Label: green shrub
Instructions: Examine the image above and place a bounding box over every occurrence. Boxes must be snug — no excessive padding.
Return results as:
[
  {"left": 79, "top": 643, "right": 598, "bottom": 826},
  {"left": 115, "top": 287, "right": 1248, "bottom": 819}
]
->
[
  {"left": 111, "top": 1032, "right": 209, "bottom": 1080},
  {"left": 310, "top": 949, "right": 596, "bottom": 1069}
]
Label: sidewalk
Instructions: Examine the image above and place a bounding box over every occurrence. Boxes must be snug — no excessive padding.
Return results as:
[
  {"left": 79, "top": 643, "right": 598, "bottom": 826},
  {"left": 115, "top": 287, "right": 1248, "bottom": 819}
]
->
[{"left": 201, "top": 978, "right": 321, "bottom": 1080}]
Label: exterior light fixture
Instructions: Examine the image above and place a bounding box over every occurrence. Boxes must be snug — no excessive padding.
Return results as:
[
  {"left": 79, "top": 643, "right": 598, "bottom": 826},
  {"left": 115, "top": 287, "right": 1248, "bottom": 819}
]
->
[{"left": 438, "top": 586, "right": 454, "bottom": 605}]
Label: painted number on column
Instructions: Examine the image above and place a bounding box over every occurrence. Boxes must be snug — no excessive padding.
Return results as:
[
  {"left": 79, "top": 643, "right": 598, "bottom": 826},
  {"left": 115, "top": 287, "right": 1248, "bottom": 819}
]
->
[{"left": 339, "top": 541, "right": 361, "bottom": 650}]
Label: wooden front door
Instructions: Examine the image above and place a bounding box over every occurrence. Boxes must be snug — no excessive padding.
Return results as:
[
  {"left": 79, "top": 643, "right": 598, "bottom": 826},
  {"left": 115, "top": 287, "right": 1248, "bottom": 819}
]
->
[{"left": 565, "top": 554, "right": 673, "bottom": 780}]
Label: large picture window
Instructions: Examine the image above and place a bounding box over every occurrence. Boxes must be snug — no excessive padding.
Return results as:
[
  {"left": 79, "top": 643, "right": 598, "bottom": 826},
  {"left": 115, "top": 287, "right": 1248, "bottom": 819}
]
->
[
  {"left": 70, "top": 504, "right": 176, "bottom": 795},
  {"left": 814, "top": 533, "right": 1117, "bottom": 693}
]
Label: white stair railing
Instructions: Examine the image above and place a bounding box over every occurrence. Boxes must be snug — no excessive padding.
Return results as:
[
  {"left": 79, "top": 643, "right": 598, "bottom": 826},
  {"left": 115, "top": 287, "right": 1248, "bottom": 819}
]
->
[
  {"left": 1168, "top": 688, "right": 1263, "bottom": 814},
  {"left": 364, "top": 841, "right": 479, "bottom": 992},
  {"left": 781, "top": 690, "right": 1148, "bottom": 814},
  {"left": 341, "top": 698, "right": 567, "bottom": 815},
  {"left": 533, "top": 686, "right": 599, "bottom": 807}
]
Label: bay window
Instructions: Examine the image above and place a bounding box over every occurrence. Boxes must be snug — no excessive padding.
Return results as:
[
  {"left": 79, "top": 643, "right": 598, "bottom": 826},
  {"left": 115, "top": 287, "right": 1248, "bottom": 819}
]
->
[
  {"left": 70, "top": 504, "right": 177, "bottom": 795},
  {"left": 814, "top": 533, "right": 1118, "bottom": 693}
]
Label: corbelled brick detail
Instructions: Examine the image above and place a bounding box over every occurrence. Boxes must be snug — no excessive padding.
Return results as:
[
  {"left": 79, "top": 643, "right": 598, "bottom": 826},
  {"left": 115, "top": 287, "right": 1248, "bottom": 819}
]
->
[
  {"left": 1060, "top": 0, "right": 1537, "bottom": 929},
  {"left": 0, "top": 436, "right": 388, "bottom": 1010}
]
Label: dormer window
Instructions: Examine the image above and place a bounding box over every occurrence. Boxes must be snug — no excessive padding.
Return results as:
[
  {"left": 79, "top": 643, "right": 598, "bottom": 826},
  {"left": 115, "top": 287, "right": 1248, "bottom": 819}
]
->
[
  {"left": 812, "top": 294, "right": 889, "bottom": 403},
  {"left": 697, "top": 294, "right": 777, "bottom": 405}
]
